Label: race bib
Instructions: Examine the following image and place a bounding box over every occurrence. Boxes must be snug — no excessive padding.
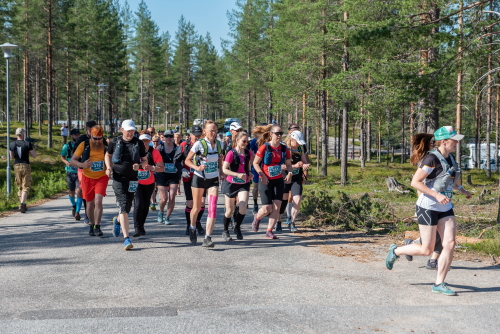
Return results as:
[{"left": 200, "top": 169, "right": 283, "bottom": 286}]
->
[
  {"left": 165, "top": 163, "right": 177, "bottom": 173},
  {"left": 138, "top": 170, "right": 149, "bottom": 180},
  {"left": 292, "top": 168, "right": 300, "bottom": 175},
  {"left": 68, "top": 166, "right": 78, "bottom": 173},
  {"left": 91, "top": 161, "right": 104, "bottom": 172},
  {"left": 440, "top": 190, "right": 453, "bottom": 199},
  {"left": 204, "top": 161, "right": 218, "bottom": 174},
  {"left": 268, "top": 165, "right": 282, "bottom": 178},
  {"left": 232, "top": 176, "right": 246, "bottom": 184},
  {"left": 128, "top": 181, "right": 138, "bottom": 192}
]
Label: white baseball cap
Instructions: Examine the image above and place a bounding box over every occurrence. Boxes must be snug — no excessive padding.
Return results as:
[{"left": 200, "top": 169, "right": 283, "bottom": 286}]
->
[
  {"left": 230, "top": 122, "right": 243, "bottom": 131},
  {"left": 289, "top": 130, "right": 306, "bottom": 145},
  {"left": 121, "top": 119, "right": 137, "bottom": 131},
  {"left": 139, "top": 134, "right": 151, "bottom": 141}
]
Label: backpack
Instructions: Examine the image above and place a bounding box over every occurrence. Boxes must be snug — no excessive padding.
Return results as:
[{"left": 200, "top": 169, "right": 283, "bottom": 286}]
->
[
  {"left": 194, "top": 139, "right": 222, "bottom": 166},
  {"left": 262, "top": 142, "right": 287, "bottom": 166},
  {"left": 424, "top": 149, "right": 460, "bottom": 192},
  {"left": 111, "top": 136, "right": 141, "bottom": 164},
  {"left": 81, "top": 140, "right": 107, "bottom": 162},
  {"left": 229, "top": 148, "right": 250, "bottom": 174},
  {"left": 65, "top": 141, "right": 75, "bottom": 159}
]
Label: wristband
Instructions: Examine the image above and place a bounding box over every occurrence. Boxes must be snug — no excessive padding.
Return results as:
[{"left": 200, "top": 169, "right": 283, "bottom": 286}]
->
[{"left": 458, "top": 185, "right": 465, "bottom": 191}]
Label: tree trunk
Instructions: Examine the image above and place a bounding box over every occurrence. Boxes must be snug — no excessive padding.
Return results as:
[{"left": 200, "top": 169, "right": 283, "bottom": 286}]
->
[
  {"left": 455, "top": 0, "right": 464, "bottom": 169},
  {"left": 46, "top": 0, "right": 53, "bottom": 148},
  {"left": 475, "top": 82, "right": 481, "bottom": 168},
  {"left": 36, "top": 57, "right": 41, "bottom": 135},
  {"left": 340, "top": 11, "right": 349, "bottom": 186},
  {"left": 486, "top": 23, "right": 492, "bottom": 178}
]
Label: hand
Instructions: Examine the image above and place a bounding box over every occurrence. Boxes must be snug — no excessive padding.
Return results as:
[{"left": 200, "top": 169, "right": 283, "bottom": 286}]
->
[
  {"left": 132, "top": 163, "right": 140, "bottom": 171},
  {"left": 82, "top": 159, "right": 92, "bottom": 169},
  {"left": 65, "top": 161, "right": 71, "bottom": 167},
  {"left": 435, "top": 193, "right": 450, "bottom": 205},
  {"left": 106, "top": 168, "right": 112, "bottom": 178},
  {"left": 144, "top": 164, "right": 153, "bottom": 171},
  {"left": 296, "top": 161, "right": 303, "bottom": 168},
  {"left": 220, "top": 174, "right": 225, "bottom": 182},
  {"left": 285, "top": 173, "right": 292, "bottom": 184},
  {"left": 463, "top": 190, "right": 472, "bottom": 199},
  {"left": 237, "top": 173, "right": 246, "bottom": 180},
  {"left": 261, "top": 174, "right": 268, "bottom": 185},
  {"left": 197, "top": 165, "right": 206, "bottom": 172},
  {"left": 281, "top": 164, "right": 287, "bottom": 170},
  {"left": 302, "top": 163, "right": 310, "bottom": 170}
]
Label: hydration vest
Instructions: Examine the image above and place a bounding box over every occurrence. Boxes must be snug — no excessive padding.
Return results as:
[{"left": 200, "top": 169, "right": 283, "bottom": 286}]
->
[
  {"left": 424, "top": 149, "right": 460, "bottom": 192},
  {"left": 194, "top": 139, "right": 222, "bottom": 166},
  {"left": 111, "top": 136, "right": 141, "bottom": 164},
  {"left": 229, "top": 148, "right": 251, "bottom": 174},
  {"left": 81, "top": 140, "right": 107, "bottom": 162},
  {"left": 160, "top": 144, "right": 177, "bottom": 163},
  {"left": 262, "top": 142, "right": 287, "bottom": 166}
]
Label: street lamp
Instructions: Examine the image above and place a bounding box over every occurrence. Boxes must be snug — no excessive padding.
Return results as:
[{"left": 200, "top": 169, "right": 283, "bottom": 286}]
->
[
  {"left": 165, "top": 111, "right": 169, "bottom": 130},
  {"left": 178, "top": 109, "right": 182, "bottom": 135},
  {"left": 97, "top": 84, "right": 107, "bottom": 130},
  {"left": 155, "top": 107, "right": 161, "bottom": 129},
  {"left": 1, "top": 42, "right": 18, "bottom": 198},
  {"left": 130, "top": 99, "right": 136, "bottom": 124}
]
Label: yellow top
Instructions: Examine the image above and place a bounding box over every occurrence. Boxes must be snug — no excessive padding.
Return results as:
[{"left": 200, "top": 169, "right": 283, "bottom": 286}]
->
[{"left": 74, "top": 142, "right": 107, "bottom": 179}]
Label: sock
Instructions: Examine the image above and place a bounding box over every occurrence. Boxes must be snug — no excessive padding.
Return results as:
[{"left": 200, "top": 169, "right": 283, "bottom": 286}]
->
[
  {"left": 69, "top": 195, "right": 76, "bottom": 206},
  {"left": 235, "top": 212, "right": 245, "bottom": 228},
  {"left": 223, "top": 216, "right": 231, "bottom": 231},
  {"left": 234, "top": 205, "right": 239, "bottom": 217},
  {"left": 205, "top": 234, "right": 211, "bottom": 239},
  {"left": 185, "top": 206, "right": 192, "bottom": 226},
  {"left": 279, "top": 201, "right": 287, "bottom": 216},
  {"left": 76, "top": 198, "right": 82, "bottom": 213},
  {"left": 253, "top": 198, "right": 258, "bottom": 206},
  {"left": 190, "top": 225, "right": 196, "bottom": 230},
  {"left": 197, "top": 206, "right": 205, "bottom": 223},
  {"left": 267, "top": 228, "right": 272, "bottom": 232},
  {"left": 286, "top": 202, "right": 292, "bottom": 219}
]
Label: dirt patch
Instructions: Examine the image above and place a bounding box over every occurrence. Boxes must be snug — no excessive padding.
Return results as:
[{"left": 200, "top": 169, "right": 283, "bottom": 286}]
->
[{"left": 0, "top": 191, "right": 68, "bottom": 219}]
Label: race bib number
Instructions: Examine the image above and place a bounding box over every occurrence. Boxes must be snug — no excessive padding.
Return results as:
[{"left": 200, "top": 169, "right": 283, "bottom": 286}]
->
[
  {"left": 268, "top": 165, "right": 282, "bottom": 178},
  {"left": 165, "top": 163, "right": 177, "bottom": 173},
  {"left": 204, "top": 161, "right": 218, "bottom": 174},
  {"left": 232, "top": 176, "right": 246, "bottom": 184},
  {"left": 91, "top": 161, "right": 104, "bottom": 172},
  {"left": 440, "top": 190, "right": 453, "bottom": 199},
  {"left": 128, "top": 181, "right": 138, "bottom": 192},
  {"left": 68, "top": 166, "right": 78, "bottom": 173},
  {"left": 138, "top": 170, "right": 149, "bottom": 180},
  {"left": 292, "top": 168, "right": 300, "bottom": 175}
]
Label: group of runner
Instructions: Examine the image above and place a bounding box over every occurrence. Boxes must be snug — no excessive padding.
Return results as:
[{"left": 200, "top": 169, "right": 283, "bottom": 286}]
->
[{"left": 59, "top": 119, "right": 311, "bottom": 250}]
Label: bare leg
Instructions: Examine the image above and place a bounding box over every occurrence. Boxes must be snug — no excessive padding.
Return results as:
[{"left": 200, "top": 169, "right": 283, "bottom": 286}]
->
[
  {"left": 190, "top": 187, "right": 204, "bottom": 228},
  {"left": 291, "top": 194, "right": 302, "bottom": 222},
  {"left": 237, "top": 191, "right": 249, "bottom": 215},
  {"left": 394, "top": 224, "right": 437, "bottom": 257},
  {"left": 158, "top": 186, "right": 168, "bottom": 212},
  {"left": 20, "top": 191, "right": 28, "bottom": 204},
  {"left": 224, "top": 195, "right": 236, "bottom": 218},
  {"left": 93, "top": 194, "right": 104, "bottom": 225},
  {"left": 119, "top": 213, "right": 130, "bottom": 238},
  {"left": 435, "top": 216, "right": 456, "bottom": 284},
  {"left": 267, "top": 200, "right": 281, "bottom": 231},
  {"left": 87, "top": 200, "right": 96, "bottom": 224},
  {"left": 166, "top": 184, "right": 178, "bottom": 217}
]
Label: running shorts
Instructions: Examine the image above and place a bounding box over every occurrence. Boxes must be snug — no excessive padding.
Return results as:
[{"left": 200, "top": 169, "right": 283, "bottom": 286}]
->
[
  {"left": 81, "top": 174, "right": 108, "bottom": 202},
  {"left": 223, "top": 180, "right": 250, "bottom": 198},
  {"left": 192, "top": 175, "right": 219, "bottom": 190},
  {"left": 416, "top": 205, "right": 455, "bottom": 226},
  {"left": 66, "top": 172, "right": 80, "bottom": 192},
  {"left": 258, "top": 177, "right": 285, "bottom": 205},
  {"left": 155, "top": 171, "right": 180, "bottom": 187}
]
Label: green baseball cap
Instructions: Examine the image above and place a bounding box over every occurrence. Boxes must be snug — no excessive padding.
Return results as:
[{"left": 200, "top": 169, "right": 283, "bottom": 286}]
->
[{"left": 434, "top": 126, "right": 464, "bottom": 141}]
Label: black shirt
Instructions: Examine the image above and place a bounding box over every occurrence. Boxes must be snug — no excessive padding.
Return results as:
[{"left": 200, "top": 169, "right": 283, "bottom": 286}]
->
[
  {"left": 9, "top": 140, "right": 33, "bottom": 164},
  {"left": 107, "top": 137, "right": 146, "bottom": 181}
]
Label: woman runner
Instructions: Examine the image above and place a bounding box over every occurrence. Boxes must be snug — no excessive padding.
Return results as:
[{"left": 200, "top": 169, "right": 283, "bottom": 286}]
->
[
  {"left": 251, "top": 124, "right": 293, "bottom": 239},
  {"left": 184, "top": 121, "right": 224, "bottom": 248},
  {"left": 385, "top": 126, "right": 471, "bottom": 296},
  {"left": 222, "top": 131, "right": 254, "bottom": 241},
  {"left": 133, "top": 133, "right": 164, "bottom": 237}
]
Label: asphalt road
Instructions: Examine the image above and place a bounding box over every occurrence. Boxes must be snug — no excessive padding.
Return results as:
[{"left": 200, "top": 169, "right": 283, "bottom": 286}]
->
[{"left": 0, "top": 183, "right": 498, "bottom": 334}]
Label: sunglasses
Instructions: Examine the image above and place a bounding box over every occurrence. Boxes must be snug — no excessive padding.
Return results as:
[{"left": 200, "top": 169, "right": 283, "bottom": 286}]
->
[
  {"left": 272, "top": 132, "right": 283, "bottom": 136},
  {"left": 289, "top": 127, "right": 299, "bottom": 130},
  {"left": 92, "top": 137, "right": 103, "bottom": 140},
  {"left": 240, "top": 140, "right": 249, "bottom": 143},
  {"left": 165, "top": 135, "right": 173, "bottom": 138},
  {"left": 152, "top": 141, "right": 159, "bottom": 143}
]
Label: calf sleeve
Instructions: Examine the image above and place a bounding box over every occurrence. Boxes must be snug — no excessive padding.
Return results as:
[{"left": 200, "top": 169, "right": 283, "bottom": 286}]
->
[{"left": 185, "top": 206, "right": 192, "bottom": 226}]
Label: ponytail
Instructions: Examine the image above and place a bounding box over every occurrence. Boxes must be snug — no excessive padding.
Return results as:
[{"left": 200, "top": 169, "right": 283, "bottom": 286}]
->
[{"left": 410, "top": 133, "right": 434, "bottom": 166}]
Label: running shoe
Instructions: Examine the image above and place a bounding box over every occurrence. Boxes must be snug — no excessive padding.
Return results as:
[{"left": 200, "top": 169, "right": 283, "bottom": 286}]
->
[
  {"left": 72, "top": 205, "right": 76, "bottom": 217},
  {"left": 404, "top": 239, "right": 414, "bottom": 261},
  {"left": 164, "top": 216, "right": 172, "bottom": 225},
  {"left": 84, "top": 215, "right": 90, "bottom": 225},
  {"left": 265, "top": 230, "right": 278, "bottom": 239},
  {"left": 289, "top": 222, "right": 298, "bottom": 233},
  {"left": 276, "top": 221, "right": 282, "bottom": 232},
  {"left": 426, "top": 259, "right": 438, "bottom": 270},
  {"left": 133, "top": 228, "right": 142, "bottom": 238},
  {"left": 202, "top": 236, "right": 214, "bottom": 248},
  {"left": 252, "top": 214, "right": 260, "bottom": 232},
  {"left": 222, "top": 231, "right": 233, "bottom": 241},
  {"left": 74, "top": 212, "right": 81, "bottom": 221},
  {"left": 94, "top": 225, "right": 103, "bottom": 237},
  {"left": 89, "top": 225, "right": 95, "bottom": 236},
  {"left": 189, "top": 228, "right": 197, "bottom": 244},
  {"left": 20, "top": 203, "right": 27, "bottom": 213},
  {"left": 196, "top": 221, "right": 205, "bottom": 235},
  {"left": 150, "top": 203, "right": 156, "bottom": 211},
  {"left": 253, "top": 205, "right": 258, "bottom": 215},
  {"left": 286, "top": 217, "right": 291, "bottom": 226},
  {"left": 432, "top": 283, "right": 456, "bottom": 296},
  {"left": 234, "top": 226, "right": 243, "bottom": 240},
  {"left": 112, "top": 216, "right": 120, "bottom": 237},
  {"left": 385, "top": 244, "right": 399, "bottom": 270},
  {"left": 123, "top": 237, "right": 133, "bottom": 250},
  {"left": 157, "top": 212, "right": 164, "bottom": 223}
]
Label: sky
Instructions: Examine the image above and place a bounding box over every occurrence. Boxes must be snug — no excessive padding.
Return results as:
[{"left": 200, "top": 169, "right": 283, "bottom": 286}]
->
[{"left": 118, "top": 0, "right": 237, "bottom": 54}]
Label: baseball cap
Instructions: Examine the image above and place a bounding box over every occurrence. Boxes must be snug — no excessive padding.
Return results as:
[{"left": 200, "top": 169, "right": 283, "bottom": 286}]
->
[
  {"left": 15, "top": 128, "right": 26, "bottom": 135},
  {"left": 164, "top": 129, "right": 174, "bottom": 136},
  {"left": 225, "top": 131, "right": 231, "bottom": 137},
  {"left": 85, "top": 120, "right": 97, "bottom": 129},
  {"left": 70, "top": 128, "right": 81, "bottom": 135},
  {"left": 191, "top": 125, "right": 202, "bottom": 136},
  {"left": 434, "top": 126, "right": 464, "bottom": 141},
  {"left": 230, "top": 122, "right": 243, "bottom": 131},
  {"left": 121, "top": 119, "right": 137, "bottom": 131},
  {"left": 91, "top": 125, "right": 104, "bottom": 137},
  {"left": 139, "top": 134, "right": 151, "bottom": 141},
  {"left": 289, "top": 130, "right": 306, "bottom": 145}
]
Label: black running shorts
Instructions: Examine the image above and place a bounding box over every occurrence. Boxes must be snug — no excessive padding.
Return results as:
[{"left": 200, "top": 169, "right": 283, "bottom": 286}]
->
[
  {"left": 192, "top": 174, "right": 219, "bottom": 190},
  {"left": 223, "top": 180, "right": 250, "bottom": 198},
  {"left": 416, "top": 205, "right": 455, "bottom": 226},
  {"left": 155, "top": 172, "right": 180, "bottom": 187},
  {"left": 258, "top": 178, "right": 285, "bottom": 205}
]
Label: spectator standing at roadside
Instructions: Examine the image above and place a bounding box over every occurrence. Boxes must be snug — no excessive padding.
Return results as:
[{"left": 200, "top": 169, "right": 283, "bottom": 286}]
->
[
  {"left": 60, "top": 123, "right": 69, "bottom": 144},
  {"left": 9, "top": 128, "right": 37, "bottom": 213}
]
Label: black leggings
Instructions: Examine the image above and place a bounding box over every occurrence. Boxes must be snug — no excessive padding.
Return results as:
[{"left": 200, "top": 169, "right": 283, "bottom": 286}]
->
[{"left": 134, "top": 182, "right": 155, "bottom": 230}]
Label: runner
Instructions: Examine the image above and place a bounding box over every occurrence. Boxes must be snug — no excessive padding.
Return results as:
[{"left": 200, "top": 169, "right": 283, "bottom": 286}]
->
[
  {"left": 9, "top": 128, "right": 37, "bottom": 213},
  {"left": 133, "top": 132, "right": 164, "bottom": 237},
  {"left": 60, "top": 128, "right": 83, "bottom": 220},
  {"left": 249, "top": 134, "right": 260, "bottom": 214},
  {"left": 70, "top": 125, "right": 108, "bottom": 237},
  {"left": 174, "top": 125, "right": 206, "bottom": 236},
  {"left": 251, "top": 124, "right": 293, "bottom": 239},
  {"left": 221, "top": 131, "right": 253, "bottom": 240},
  {"left": 149, "top": 134, "right": 162, "bottom": 211},
  {"left": 174, "top": 132, "right": 183, "bottom": 146},
  {"left": 277, "top": 130, "right": 310, "bottom": 233},
  {"left": 156, "top": 129, "right": 182, "bottom": 225},
  {"left": 105, "top": 120, "right": 148, "bottom": 250},
  {"left": 385, "top": 126, "right": 472, "bottom": 296},
  {"left": 184, "top": 120, "right": 224, "bottom": 247},
  {"left": 60, "top": 123, "right": 69, "bottom": 144}
]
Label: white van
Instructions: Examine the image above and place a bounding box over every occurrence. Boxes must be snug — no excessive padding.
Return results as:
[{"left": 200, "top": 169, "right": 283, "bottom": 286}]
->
[{"left": 464, "top": 143, "right": 500, "bottom": 170}]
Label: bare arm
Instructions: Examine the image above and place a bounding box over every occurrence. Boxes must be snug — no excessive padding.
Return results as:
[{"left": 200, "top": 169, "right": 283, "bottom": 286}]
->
[
  {"left": 410, "top": 168, "right": 450, "bottom": 205},
  {"left": 30, "top": 150, "right": 37, "bottom": 159},
  {"left": 185, "top": 151, "right": 205, "bottom": 172}
]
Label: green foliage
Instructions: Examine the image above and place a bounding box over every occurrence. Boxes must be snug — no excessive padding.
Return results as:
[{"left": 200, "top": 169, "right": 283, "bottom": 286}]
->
[{"left": 464, "top": 238, "right": 500, "bottom": 257}]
